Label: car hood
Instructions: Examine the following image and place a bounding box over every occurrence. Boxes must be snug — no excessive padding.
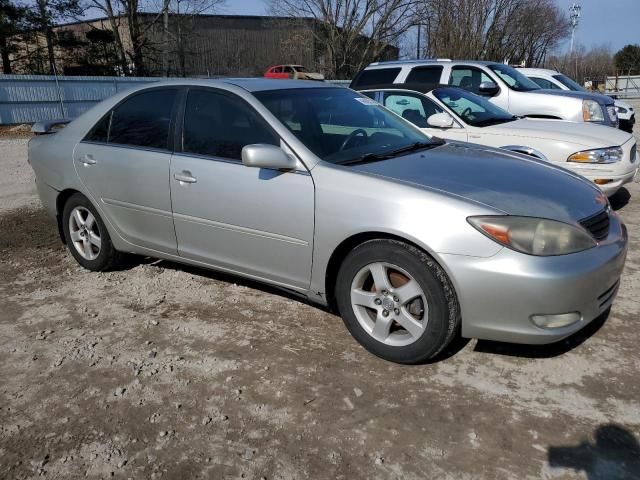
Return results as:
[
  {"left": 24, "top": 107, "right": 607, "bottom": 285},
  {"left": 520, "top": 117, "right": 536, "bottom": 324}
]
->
[
  {"left": 485, "top": 118, "right": 632, "bottom": 148},
  {"left": 349, "top": 142, "right": 605, "bottom": 223},
  {"left": 532, "top": 89, "right": 614, "bottom": 106}
]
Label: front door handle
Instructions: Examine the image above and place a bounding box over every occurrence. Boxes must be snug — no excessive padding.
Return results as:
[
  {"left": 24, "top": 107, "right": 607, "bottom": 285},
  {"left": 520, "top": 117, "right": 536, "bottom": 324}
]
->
[
  {"left": 174, "top": 171, "right": 197, "bottom": 184},
  {"left": 79, "top": 154, "right": 96, "bottom": 166}
]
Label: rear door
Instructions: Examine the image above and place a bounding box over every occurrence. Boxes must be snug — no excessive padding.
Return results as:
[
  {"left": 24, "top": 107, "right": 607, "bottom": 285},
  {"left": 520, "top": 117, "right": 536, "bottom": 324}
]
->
[
  {"left": 169, "top": 87, "right": 315, "bottom": 289},
  {"left": 74, "top": 87, "right": 179, "bottom": 254}
]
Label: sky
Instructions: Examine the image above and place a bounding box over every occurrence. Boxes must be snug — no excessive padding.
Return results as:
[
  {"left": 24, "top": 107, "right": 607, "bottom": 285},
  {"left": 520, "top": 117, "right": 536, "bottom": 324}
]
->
[{"left": 222, "top": 0, "right": 638, "bottom": 53}]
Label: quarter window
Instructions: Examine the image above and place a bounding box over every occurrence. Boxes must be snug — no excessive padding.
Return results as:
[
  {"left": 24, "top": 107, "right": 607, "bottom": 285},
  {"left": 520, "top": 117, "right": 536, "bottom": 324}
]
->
[
  {"left": 108, "top": 89, "right": 178, "bottom": 149},
  {"left": 182, "top": 89, "right": 279, "bottom": 161},
  {"left": 85, "top": 112, "right": 111, "bottom": 143}
]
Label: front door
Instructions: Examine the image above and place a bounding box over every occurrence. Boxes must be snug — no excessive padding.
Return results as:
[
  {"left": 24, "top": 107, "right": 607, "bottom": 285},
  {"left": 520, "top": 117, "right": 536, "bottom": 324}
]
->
[
  {"left": 169, "top": 88, "right": 315, "bottom": 289},
  {"left": 74, "top": 87, "right": 179, "bottom": 254}
]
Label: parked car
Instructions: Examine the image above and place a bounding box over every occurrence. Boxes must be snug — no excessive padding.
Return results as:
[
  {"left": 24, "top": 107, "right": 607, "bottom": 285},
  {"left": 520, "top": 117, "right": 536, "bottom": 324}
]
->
[
  {"left": 357, "top": 84, "right": 638, "bottom": 196},
  {"left": 351, "top": 60, "right": 619, "bottom": 128},
  {"left": 264, "top": 65, "right": 324, "bottom": 81},
  {"left": 29, "top": 80, "right": 627, "bottom": 364},
  {"left": 518, "top": 67, "right": 635, "bottom": 133}
]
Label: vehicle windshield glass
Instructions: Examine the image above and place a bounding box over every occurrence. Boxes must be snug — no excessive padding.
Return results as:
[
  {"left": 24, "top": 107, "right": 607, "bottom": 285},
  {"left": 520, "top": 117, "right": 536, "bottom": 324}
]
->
[
  {"left": 433, "top": 87, "right": 516, "bottom": 127},
  {"left": 488, "top": 64, "right": 541, "bottom": 92},
  {"left": 254, "top": 88, "right": 434, "bottom": 164},
  {"left": 553, "top": 74, "right": 585, "bottom": 92}
]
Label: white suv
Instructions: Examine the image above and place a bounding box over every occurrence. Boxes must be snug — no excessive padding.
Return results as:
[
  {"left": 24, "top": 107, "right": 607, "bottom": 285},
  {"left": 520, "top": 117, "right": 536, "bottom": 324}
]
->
[
  {"left": 351, "top": 60, "right": 619, "bottom": 128},
  {"left": 519, "top": 67, "right": 635, "bottom": 133}
]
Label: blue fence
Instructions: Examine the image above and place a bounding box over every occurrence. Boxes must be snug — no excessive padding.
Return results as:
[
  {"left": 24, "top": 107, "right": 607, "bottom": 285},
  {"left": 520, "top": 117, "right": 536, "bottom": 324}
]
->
[{"left": 0, "top": 75, "right": 351, "bottom": 125}]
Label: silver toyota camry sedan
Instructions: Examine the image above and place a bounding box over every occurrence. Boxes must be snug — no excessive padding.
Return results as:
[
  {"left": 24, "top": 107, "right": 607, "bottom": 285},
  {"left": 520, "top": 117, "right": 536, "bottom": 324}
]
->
[{"left": 28, "top": 79, "right": 628, "bottom": 363}]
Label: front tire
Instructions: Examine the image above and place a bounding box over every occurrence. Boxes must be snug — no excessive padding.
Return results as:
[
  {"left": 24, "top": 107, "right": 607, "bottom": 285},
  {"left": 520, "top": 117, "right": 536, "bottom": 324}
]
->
[
  {"left": 62, "top": 193, "right": 120, "bottom": 271},
  {"left": 335, "top": 239, "right": 460, "bottom": 364}
]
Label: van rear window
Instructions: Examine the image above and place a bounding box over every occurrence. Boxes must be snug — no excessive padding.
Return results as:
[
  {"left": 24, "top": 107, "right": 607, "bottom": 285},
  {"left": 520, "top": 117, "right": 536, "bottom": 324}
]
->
[{"left": 350, "top": 68, "right": 401, "bottom": 88}]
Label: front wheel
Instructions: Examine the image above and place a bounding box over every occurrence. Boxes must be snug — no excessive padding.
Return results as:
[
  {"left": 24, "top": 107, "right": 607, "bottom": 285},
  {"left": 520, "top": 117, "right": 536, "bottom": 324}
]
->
[
  {"left": 62, "top": 193, "right": 120, "bottom": 271},
  {"left": 335, "top": 239, "right": 460, "bottom": 364}
]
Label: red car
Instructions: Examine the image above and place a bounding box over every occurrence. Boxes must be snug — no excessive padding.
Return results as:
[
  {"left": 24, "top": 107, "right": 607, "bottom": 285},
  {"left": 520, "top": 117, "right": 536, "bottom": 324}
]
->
[{"left": 264, "top": 65, "right": 324, "bottom": 81}]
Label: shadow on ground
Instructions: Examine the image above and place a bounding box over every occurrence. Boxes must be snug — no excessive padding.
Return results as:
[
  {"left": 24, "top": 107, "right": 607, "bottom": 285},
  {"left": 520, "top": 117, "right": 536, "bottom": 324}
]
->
[
  {"left": 548, "top": 424, "right": 640, "bottom": 479},
  {"left": 610, "top": 187, "right": 631, "bottom": 211}
]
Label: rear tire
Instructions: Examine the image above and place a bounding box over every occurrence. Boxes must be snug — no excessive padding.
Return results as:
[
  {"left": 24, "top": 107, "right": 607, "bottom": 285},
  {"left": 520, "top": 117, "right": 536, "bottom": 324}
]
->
[
  {"left": 335, "top": 239, "right": 459, "bottom": 364},
  {"left": 62, "top": 193, "right": 120, "bottom": 271}
]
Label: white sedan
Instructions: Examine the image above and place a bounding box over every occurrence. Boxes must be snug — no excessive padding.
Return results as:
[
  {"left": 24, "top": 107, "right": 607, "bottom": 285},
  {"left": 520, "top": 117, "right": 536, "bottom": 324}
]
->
[{"left": 359, "top": 85, "right": 637, "bottom": 196}]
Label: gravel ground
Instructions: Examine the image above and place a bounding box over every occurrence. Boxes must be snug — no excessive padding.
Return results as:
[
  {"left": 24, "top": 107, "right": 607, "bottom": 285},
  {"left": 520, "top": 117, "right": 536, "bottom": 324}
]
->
[{"left": 0, "top": 130, "right": 639, "bottom": 480}]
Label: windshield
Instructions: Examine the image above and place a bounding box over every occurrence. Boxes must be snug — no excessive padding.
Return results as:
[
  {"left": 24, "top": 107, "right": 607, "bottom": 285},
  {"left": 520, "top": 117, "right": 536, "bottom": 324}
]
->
[
  {"left": 553, "top": 74, "right": 585, "bottom": 92},
  {"left": 254, "top": 88, "right": 434, "bottom": 164},
  {"left": 433, "top": 87, "right": 516, "bottom": 127},
  {"left": 488, "top": 64, "right": 541, "bottom": 92}
]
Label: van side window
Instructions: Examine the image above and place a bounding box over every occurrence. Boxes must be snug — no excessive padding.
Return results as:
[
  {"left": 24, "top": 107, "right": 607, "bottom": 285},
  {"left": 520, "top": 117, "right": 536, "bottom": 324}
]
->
[{"left": 406, "top": 66, "right": 444, "bottom": 85}]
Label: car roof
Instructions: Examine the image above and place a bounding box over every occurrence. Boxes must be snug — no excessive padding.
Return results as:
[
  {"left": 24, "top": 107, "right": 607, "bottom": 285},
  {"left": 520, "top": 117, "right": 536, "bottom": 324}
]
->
[
  {"left": 365, "top": 59, "right": 497, "bottom": 69},
  {"left": 355, "top": 82, "right": 452, "bottom": 94},
  {"left": 126, "top": 78, "right": 335, "bottom": 93},
  {"left": 518, "top": 67, "right": 559, "bottom": 75}
]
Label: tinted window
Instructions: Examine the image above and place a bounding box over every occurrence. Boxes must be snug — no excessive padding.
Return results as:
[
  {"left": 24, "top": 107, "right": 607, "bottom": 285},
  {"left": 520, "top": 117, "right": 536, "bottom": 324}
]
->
[
  {"left": 383, "top": 91, "right": 443, "bottom": 128},
  {"left": 85, "top": 111, "right": 111, "bottom": 143},
  {"left": 183, "top": 89, "right": 279, "bottom": 161},
  {"left": 449, "top": 66, "right": 493, "bottom": 95},
  {"left": 351, "top": 68, "right": 401, "bottom": 88},
  {"left": 487, "top": 64, "right": 540, "bottom": 92},
  {"left": 109, "top": 89, "right": 177, "bottom": 149},
  {"left": 530, "top": 77, "right": 560, "bottom": 89},
  {"left": 256, "top": 88, "right": 432, "bottom": 165},
  {"left": 406, "top": 66, "right": 443, "bottom": 85}
]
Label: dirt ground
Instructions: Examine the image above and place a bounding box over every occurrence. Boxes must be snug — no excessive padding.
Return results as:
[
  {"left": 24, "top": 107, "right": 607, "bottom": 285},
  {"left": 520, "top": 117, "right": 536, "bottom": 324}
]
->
[{"left": 1, "top": 128, "right": 639, "bottom": 480}]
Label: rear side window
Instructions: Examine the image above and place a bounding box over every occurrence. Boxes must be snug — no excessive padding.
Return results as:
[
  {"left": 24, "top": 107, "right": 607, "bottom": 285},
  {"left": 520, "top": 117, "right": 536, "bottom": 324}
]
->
[
  {"left": 85, "top": 112, "right": 111, "bottom": 143},
  {"left": 406, "top": 66, "right": 443, "bottom": 85},
  {"left": 108, "top": 89, "right": 178, "bottom": 149},
  {"left": 182, "top": 89, "right": 279, "bottom": 161},
  {"left": 351, "top": 68, "right": 401, "bottom": 88}
]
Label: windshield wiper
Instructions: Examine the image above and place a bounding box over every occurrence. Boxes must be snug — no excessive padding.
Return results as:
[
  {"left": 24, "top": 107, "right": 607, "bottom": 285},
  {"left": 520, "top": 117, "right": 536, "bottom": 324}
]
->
[{"left": 338, "top": 140, "right": 445, "bottom": 166}]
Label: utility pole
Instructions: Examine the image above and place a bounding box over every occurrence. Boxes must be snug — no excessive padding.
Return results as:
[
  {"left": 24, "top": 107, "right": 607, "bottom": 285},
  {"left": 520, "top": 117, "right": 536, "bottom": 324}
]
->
[
  {"left": 569, "top": 3, "right": 581, "bottom": 56},
  {"left": 416, "top": 23, "right": 421, "bottom": 59}
]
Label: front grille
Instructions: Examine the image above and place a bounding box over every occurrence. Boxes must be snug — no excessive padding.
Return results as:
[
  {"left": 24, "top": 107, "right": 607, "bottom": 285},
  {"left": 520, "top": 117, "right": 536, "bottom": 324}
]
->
[
  {"left": 607, "top": 105, "right": 618, "bottom": 122},
  {"left": 579, "top": 209, "right": 610, "bottom": 241}
]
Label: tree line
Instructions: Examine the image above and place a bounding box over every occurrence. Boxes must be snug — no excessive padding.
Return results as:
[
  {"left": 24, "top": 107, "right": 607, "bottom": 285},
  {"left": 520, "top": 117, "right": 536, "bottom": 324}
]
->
[{"left": 1, "top": 0, "right": 639, "bottom": 80}]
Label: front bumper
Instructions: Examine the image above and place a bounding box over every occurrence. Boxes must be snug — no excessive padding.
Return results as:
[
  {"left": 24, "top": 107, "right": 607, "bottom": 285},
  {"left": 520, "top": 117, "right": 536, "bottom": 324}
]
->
[
  {"left": 619, "top": 114, "right": 635, "bottom": 133},
  {"left": 441, "top": 214, "right": 628, "bottom": 344}
]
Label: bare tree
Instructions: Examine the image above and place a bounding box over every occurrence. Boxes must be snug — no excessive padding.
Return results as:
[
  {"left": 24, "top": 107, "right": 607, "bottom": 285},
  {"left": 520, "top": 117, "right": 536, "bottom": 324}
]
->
[{"left": 268, "top": 0, "right": 417, "bottom": 79}]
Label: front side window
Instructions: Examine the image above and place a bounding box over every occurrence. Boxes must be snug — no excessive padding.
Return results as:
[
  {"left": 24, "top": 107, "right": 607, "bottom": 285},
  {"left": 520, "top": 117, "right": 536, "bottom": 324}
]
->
[
  {"left": 382, "top": 91, "right": 443, "bottom": 128},
  {"left": 552, "top": 74, "right": 585, "bottom": 92},
  {"left": 255, "top": 88, "right": 433, "bottom": 165},
  {"left": 449, "top": 67, "right": 493, "bottom": 95},
  {"left": 109, "top": 89, "right": 178, "bottom": 149},
  {"left": 487, "top": 64, "right": 540, "bottom": 92},
  {"left": 433, "top": 87, "right": 516, "bottom": 127},
  {"left": 530, "top": 77, "right": 561, "bottom": 90},
  {"left": 182, "top": 89, "right": 279, "bottom": 161}
]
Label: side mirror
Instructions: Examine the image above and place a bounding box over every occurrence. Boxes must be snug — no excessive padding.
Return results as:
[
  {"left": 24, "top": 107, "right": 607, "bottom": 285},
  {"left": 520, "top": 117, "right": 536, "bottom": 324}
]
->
[
  {"left": 427, "top": 112, "right": 454, "bottom": 129},
  {"left": 242, "top": 144, "right": 297, "bottom": 170},
  {"left": 478, "top": 81, "right": 499, "bottom": 96}
]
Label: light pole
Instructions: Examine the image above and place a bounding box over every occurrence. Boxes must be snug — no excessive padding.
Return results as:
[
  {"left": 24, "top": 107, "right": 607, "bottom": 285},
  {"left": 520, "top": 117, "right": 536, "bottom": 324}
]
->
[{"left": 569, "top": 3, "right": 581, "bottom": 56}]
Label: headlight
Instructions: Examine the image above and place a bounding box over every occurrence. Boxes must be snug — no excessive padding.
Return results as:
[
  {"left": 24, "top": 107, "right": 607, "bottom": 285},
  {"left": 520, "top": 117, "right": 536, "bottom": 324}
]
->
[
  {"left": 616, "top": 106, "right": 628, "bottom": 114},
  {"left": 567, "top": 147, "right": 623, "bottom": 163},
  {"left": 582, "top": 100, "right": 604, "bottom": 122},
  {"left": 468, "top": 216, "right": 596, "bottom": 256}
]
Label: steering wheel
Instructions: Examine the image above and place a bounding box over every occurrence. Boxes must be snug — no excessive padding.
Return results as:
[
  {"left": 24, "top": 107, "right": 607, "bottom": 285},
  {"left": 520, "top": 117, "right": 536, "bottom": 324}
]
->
[
  {"left": 461, "top": 107, "right": 473, "bottom": 119},
  {"left": 340, "top": 129, "right": 368, "bottom": 151}
]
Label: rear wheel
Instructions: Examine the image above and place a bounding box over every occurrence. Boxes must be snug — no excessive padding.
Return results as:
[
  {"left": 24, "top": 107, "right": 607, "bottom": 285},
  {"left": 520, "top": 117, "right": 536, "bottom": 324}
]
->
[
  {"left": 62, "top": 193, "right": 120, "bottom": 271},
  {"left": 335, "top": 239, "right": 459, "bottom": 363}
]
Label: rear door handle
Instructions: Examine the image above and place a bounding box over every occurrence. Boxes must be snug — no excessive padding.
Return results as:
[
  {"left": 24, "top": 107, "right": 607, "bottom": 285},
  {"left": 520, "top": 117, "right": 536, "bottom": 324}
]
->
[
  {"left": 79, "top": 154, "right": 96, "bottom": 166},
  {"left": 174, "top": 171, "right": 197, "bottom": 184}
]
